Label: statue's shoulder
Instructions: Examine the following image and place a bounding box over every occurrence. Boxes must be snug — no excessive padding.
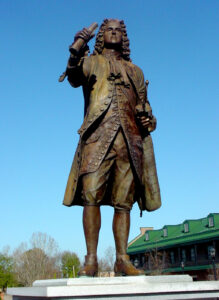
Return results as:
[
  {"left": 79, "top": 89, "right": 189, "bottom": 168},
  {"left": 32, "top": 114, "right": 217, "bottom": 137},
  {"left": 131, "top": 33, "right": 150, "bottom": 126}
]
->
[
  {"left": 82, "top": 54, "right": 100, "bottom": 76},
  {"left": 83, "top": 54, "right": 105, "bottom": 68},
  {"left": 128, "top": 61, "right": 144, "bottom": 76},
  {"left": 85, "top": 53, "right": 104, "bottom": 62},
  {"left": 124, "top": 60, "right": 144, "bottom": 82},
  {"left": 83, "top": 54, "right": 95, "bottom": 65}
]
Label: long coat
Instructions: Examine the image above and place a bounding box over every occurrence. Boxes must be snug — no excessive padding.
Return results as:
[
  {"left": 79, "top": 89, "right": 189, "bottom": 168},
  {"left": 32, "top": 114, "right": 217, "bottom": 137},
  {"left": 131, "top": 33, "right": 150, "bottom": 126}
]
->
[{"left": 63, "top": 54, "right": 161, "bottom": 212}]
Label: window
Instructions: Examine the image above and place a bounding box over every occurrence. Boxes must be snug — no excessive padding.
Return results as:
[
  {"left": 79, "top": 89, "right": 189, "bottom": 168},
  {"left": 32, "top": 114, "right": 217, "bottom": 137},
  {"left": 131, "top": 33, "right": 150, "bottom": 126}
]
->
[
  {"left": 208, "top": 246, "right": 216, "bottom": 259},
  {"left": 181, "top": 249, "right": 186, "bottom": 262},
  {"left": 170, "top": 251, "right": 175, "bottom": 264},
  {"left": 190, "top": 248, "right": 196, "bottom": 262},
  {"left": 145, "top": 232, "right": 149, "bottom": 241},
  {"left": 209, "top": 216, "right": 214, "bottom": 227},
  {"left": 163, "top": 228, "right": 168, "bottom": 237},
  {"left": 184, "top": 223, "right": 189, "bottom": 233}
]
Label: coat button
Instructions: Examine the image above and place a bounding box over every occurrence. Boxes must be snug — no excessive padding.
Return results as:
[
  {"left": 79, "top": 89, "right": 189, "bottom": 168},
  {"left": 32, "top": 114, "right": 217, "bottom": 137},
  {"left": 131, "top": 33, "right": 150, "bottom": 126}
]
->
[
  {"left": 95, "top": 162, "right": 98, "bottom": 166},
  {"left": 100, "top": 107, "right": 104, "bottom": 111}
]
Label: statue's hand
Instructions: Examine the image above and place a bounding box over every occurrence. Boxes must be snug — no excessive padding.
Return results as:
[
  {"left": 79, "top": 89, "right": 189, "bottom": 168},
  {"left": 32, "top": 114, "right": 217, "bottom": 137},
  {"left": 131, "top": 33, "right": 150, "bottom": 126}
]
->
[
  {"left": 137, "top": 114, "right": 157, "bottom": 133},
  {"left": 138, "top": 115, "right": 150, "bottom": 128},
  {"left": 74, "top": 28, "right": 95, "bottom": 43},
  {"left": 69, "top": 23, "right": 97, "bottom": 56}
]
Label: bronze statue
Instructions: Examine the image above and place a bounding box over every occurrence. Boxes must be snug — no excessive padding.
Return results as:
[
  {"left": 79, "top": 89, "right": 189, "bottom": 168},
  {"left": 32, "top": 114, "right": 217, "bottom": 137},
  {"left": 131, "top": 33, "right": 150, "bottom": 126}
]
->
[{"left": 59, "top": 19, "right": 161, "bottom": 277}]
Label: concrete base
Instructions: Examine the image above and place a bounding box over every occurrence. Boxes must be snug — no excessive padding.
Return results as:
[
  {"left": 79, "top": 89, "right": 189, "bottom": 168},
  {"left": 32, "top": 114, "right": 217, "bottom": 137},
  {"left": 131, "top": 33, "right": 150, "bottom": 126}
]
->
[{"left": 7, "top": 275, "right": 219, "bottom": 299}]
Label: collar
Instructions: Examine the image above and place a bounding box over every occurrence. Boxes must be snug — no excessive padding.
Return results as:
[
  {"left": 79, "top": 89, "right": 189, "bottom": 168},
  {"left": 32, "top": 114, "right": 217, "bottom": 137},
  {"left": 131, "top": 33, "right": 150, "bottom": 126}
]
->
[{"left": 102, "top": 50, "right": 122, "bottom": 61}]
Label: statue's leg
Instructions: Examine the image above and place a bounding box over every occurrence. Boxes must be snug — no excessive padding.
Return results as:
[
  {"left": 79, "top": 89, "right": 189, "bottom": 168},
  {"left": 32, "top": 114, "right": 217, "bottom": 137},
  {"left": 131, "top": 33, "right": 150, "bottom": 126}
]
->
[
  {"left": 78, "top": 205, "right": 100, "bottom": 277},
  {"left": 113, "top": 210, "right": 144, "bottom": 276},
  {"left": 83, "top": 205, "right": 101, "bottom": 255},
  {"left": 113, "top": 209, "right": 130, "bottom": 256},
  {"left": 112, "top": 130, "right": 144, "bottom": 276},
  {"left": 79, "top": 153, "right": 115, "bottom": 277}
]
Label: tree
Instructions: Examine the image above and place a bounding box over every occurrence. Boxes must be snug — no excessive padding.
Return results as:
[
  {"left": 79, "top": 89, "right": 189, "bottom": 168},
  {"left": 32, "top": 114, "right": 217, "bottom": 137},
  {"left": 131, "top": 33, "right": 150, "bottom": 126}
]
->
[
  {"left": 146, "top": 248, "right": 166, "bottom": 275},
  {"left": 61, "top": 251, "right": 80, "bottom": 278},
  {"left": 104, "top": 246, "right": 115, "bottom": 270},
  {"left": 0, "top": 253, "right": 17, "bottom": 289},
  {"left": 98, "top": 246, "right": 115, "bottom": 273},
  {"left": 98, "top": 258, "right": 111, "bottom": 272},
  {"left": 13, "top": 232, "right": 61, "bottom": 286},
  {"left": 30, "top": 232, "right": 58, "bottom": 257}
]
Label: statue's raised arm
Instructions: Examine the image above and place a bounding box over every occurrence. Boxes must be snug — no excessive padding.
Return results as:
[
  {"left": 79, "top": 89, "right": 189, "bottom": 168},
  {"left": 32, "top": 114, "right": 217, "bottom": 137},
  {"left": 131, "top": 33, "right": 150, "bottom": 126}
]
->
[{"left": 59, "top": 22, "right": 98, "bottom": 82}]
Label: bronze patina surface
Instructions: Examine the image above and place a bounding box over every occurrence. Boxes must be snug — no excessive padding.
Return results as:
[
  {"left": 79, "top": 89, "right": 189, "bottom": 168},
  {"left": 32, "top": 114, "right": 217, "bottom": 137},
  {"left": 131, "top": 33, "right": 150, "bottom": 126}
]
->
[{"left": 60, "top": 19, "right": 161, "bottom": 276}]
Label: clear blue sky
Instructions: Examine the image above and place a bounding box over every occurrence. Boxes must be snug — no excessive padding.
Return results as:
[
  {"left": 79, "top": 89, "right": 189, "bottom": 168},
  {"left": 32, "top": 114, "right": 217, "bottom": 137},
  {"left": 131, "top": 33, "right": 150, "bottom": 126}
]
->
[{"left": 1, "top": 0, "right": 219, "bottom": 260}]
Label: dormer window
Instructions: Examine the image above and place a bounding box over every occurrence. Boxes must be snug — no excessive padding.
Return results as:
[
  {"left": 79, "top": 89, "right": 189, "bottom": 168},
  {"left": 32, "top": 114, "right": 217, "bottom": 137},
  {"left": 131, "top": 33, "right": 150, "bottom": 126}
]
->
[
  {"left": 184, "top": 222, "right": 189, "bottom": 233},
  {"left": 209, "top": 216, "right": 214, "bottom": 227},
  {"left": 163, "top": 228, "right": 168, "bottom": 237},
  {"left": 145, "top": 232, "right": 149, "bottom": 241}
]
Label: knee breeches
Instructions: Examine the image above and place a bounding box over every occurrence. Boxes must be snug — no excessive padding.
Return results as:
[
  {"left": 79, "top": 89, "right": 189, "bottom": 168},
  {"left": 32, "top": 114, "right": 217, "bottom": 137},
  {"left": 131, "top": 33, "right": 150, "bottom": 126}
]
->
[{"left": 82, "top": 130, "right": 135, "bottom": 211}]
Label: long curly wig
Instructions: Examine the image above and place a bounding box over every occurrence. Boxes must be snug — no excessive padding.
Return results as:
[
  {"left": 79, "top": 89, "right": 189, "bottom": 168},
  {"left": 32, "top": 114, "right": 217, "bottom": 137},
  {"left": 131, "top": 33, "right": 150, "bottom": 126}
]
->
[{"left": 93, "top": 19, "right": 131, "bottom": 61}]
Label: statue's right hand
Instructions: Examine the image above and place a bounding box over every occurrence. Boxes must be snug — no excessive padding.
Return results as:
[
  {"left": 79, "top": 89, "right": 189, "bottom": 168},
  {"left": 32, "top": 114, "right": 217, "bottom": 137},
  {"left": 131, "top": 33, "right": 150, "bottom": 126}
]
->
[
  {"left": 74, "top": 28, "right": 95, "bottom": 43},
  {"left": 69, "top": 23, "right": 97, "bottom": 56}
]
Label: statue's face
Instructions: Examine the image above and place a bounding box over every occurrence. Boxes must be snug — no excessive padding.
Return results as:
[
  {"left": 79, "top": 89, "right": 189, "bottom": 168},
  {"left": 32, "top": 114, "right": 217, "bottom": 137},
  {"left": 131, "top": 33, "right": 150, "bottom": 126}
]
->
[{"left": 103, "top": 20, "right": 122, "bottom": 48}]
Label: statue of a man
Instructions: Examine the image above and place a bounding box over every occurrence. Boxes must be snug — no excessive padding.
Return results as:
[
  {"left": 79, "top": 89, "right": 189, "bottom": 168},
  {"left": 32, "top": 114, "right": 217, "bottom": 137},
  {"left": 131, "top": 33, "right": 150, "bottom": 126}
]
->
[{"left": 60, "top": 19, "right": 161, "bottom": 276}]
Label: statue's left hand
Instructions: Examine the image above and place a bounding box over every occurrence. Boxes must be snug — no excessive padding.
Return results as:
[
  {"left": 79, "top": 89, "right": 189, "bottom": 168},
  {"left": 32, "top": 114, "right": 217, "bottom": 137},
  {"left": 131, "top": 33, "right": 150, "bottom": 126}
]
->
[
  {"left": 138, "top": 116, "right": 150, "bottom": 128},
  {"left": 137, "top": 115, "right": 157, "bottom": 132}
]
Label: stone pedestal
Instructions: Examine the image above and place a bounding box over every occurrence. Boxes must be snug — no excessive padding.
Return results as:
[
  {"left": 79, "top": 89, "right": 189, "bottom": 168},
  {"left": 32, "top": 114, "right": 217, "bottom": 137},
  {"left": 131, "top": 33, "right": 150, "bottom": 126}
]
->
[{"left": 6, "top": 275, "right": 219, "bottom": 299}]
